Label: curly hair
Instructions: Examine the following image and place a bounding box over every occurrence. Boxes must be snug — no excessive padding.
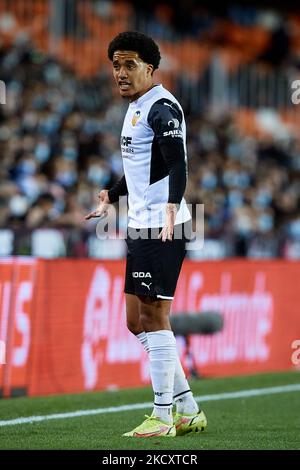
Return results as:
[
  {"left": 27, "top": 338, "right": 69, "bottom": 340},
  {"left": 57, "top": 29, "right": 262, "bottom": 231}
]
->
[{"left": 108, "top": 31, "right": 161, "bottom": 70}]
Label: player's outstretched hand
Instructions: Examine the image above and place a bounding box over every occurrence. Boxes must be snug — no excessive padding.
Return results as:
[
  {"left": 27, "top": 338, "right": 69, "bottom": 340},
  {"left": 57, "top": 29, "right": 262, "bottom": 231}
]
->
[
  {"left": 85, "top": 189, "right": 111, "bottom": 220},
  {"left": 158, "top": 203, "right": 177, "bottom": 242}
]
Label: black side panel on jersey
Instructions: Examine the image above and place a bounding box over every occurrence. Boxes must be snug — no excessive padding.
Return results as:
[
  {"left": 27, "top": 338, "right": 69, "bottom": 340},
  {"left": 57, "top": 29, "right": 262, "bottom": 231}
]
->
[
  {"left": 148, "top": 98, "right": 187, "bottom": 204},
  {"left": 148, "top": 137, "right": 169, "bottom": 185},
  {"left": 108, "top": 175, "right": 128, "bottom": 203}
]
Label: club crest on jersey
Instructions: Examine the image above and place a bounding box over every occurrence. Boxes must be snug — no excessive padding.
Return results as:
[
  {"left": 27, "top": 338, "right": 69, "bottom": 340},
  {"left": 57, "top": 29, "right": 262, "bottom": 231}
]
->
[{"left": 132, "top": 110, "right": 141, "bottom": 126}]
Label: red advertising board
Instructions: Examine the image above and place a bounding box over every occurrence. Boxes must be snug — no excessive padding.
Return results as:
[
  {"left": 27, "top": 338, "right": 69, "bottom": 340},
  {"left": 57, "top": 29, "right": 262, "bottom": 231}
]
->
[
  {"left": 0, "top": 258, "right": 36, "bottom": 397},
  {"left": 0, "top": 258, "right": 300, "bottom": 397}
]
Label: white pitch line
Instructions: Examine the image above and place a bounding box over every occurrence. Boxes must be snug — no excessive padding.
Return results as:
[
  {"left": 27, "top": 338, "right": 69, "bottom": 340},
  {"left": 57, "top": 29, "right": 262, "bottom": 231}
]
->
[{"left": 0, "top": 383, "right": 299, "bottom": 428}]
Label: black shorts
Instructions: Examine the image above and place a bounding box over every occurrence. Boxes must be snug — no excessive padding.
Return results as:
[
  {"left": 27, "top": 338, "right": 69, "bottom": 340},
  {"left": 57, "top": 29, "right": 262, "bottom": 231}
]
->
[{"left": 124, "top": 221, "right": 191, "bottom": 300}]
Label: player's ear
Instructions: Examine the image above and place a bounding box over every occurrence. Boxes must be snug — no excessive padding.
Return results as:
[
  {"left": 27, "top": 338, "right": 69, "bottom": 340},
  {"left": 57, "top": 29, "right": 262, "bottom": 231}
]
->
[{"left": 147, "top": 64, "right": 154, "bottom": 76}]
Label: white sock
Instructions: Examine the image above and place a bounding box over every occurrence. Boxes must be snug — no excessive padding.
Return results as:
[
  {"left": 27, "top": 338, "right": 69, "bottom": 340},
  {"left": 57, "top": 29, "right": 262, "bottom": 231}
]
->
[
  {"left": 137, "top": 331, "right": 199, "bottom": 416},
  {"left": 146, "top": 330, "right": 176, "bottom": 424},
  {"left": 174, "top": 390, "right": 199, "bottom": 415},
  {"left": 173, "top": 358, "right": 199, "bottom": 415},
  {"left": 137, "top": 332, "right": 150, "bottom": 353}
]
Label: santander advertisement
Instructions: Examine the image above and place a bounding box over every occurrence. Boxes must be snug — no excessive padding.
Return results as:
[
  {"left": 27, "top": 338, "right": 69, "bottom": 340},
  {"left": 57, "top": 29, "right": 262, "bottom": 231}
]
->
[{"left": 0, "top": 258, "right": 299, "bottom": 397}]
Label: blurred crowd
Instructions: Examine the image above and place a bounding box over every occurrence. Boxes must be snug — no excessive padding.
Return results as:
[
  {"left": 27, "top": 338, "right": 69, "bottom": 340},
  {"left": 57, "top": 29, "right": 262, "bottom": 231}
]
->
[
  {"left": 0, "top": 30, "right": 300, "bottom": 258},
  {"left": 133, "top": 1, "right": 300, "bottom": 70},
  {"left": 0, "top": 39, "right": 125, "bottom": 244}
]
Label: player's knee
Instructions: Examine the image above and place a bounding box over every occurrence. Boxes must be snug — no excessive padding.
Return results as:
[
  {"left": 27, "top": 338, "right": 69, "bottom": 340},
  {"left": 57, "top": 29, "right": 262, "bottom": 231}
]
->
[
  {"left": 126, "top": 317, "right": 142, "bottom": 336},
  {"left": 140, "top": 310, "right": 156, "bottom": 331}
]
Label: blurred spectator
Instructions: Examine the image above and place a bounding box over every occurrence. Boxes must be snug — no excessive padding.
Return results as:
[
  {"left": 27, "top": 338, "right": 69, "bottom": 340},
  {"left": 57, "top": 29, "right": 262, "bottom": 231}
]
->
[
  {"left": 257, "top": 16, "right": 291, "bottom": 67},
  {"left": 25, "top": 193, "right": 56, "bottom": 229}
]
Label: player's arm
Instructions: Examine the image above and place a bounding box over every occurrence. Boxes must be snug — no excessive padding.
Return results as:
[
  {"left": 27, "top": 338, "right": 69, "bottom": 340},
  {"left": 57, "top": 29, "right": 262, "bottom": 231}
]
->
[
  {"left": 148, "top": 99, "right": 187, "bottom": 241},
  {"left": 85, "top": 175, "right": 128, "bottom": 220},
  {"left": 108, "top": 175, "right": 128, "bottom": 203}
]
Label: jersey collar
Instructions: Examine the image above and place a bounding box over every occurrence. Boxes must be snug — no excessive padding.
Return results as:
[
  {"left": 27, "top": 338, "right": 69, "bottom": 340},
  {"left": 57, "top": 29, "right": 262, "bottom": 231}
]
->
[{"left": 130, "top": 84, "right": 162, "bottom": 106}]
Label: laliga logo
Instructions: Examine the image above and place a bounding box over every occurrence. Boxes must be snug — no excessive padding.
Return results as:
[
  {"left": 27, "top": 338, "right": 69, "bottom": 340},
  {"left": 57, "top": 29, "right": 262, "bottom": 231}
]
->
[{"left": 81, "top": 266, "right": 111, "bottom": 389}]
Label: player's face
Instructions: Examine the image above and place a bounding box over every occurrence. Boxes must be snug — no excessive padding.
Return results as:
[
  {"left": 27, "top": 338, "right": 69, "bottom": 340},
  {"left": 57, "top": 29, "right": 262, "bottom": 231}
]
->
[{"left": 112, "top": 51, "right": 154, "bottom": 101}]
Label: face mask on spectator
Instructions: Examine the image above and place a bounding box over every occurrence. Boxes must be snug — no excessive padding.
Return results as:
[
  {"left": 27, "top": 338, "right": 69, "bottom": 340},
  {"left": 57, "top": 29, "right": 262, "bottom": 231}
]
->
[
  {"left": 18, "top": 176, "right": 42, "bottom": 202},
  {"left": 87, "top": 165, "right": 110, "bottom": 186},
  {"left": 289, "top": 219, "right": 300, "bottom": 240},
  {"left": 35, "top": 143, "right": 50, "bottom": 163},
  {"left": 84, "top": 120, "right": 99, "bottom": 135},
  {"left": 57, "top": 100, "right": 73, "bottom": 115},
  {"left": 201, "top": 172, "right": 217, "bottom": 190},
  {"left": 236, "top": 216, "right": 253, "bottom": 236},
  {"left": 254, "top": 190, "right": 272, "bottom": 209},
  {"left": 40, "top": 115, "right": 61, "bottom": 135},
  {"left": 228, "top": 190, "right": 243, "bottom": 208},
  {"left": 257, "top": 214, "right": 274, "bottom": 233},
  {"left": 55, "top": 171, "right": 77, "bottom": 187},
  {"left": 223, "top": 170, "right": 250, "bottom": 189},
  {"left": 44, "top": 63, "right": 62, "bottom": 85},
  {"left": 237, "top": 171, "right": 250, "bottom": 189},
  {"left": 223, "top": 170, "right": 238, "bottom": 188},
  {"left": 63, "top": 147, "right": 78, "bottom": 160},
  {"left": 18, "top": 159, "right": 37, "bottom": 175}
]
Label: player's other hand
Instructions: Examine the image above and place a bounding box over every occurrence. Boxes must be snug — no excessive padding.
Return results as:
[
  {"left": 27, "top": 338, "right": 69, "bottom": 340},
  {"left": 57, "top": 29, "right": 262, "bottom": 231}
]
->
[
  {"left": 85, "top": 189, "right": 111, "bottom": 220},
  {"left": 158, "top": 203, "right": 178, "bottom": 242}
]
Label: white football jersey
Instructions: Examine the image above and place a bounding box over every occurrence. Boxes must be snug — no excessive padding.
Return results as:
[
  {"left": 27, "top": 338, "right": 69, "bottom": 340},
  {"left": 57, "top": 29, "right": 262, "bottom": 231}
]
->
[{"left": 120, "top": 84, "right": 191, "bottom": 228}]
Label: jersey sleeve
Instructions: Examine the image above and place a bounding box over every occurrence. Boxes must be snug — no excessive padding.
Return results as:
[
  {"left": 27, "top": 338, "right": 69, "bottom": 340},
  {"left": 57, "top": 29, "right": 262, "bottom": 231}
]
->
[
  {"left": 108, "top": 175, "right": 128, "bottom": 203},
  {"left": 147, "top": 98, "right": 187, "bottom": 204}
]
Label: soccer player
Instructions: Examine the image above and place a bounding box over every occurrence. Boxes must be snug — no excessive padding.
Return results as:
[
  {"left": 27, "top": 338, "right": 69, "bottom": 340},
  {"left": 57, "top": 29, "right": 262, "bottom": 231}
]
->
[{"left": 85, "top": 31, "right": 207, "bottom": 438}]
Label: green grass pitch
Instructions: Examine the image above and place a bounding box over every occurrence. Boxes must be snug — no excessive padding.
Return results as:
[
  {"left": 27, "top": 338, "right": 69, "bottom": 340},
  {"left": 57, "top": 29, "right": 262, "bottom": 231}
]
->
[{"left": 0, "top": 371, "right": 299, "bottom": 450}]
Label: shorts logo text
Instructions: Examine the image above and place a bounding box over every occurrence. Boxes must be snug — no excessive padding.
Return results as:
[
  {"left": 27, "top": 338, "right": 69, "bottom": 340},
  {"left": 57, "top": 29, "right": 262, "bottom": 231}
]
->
[{"left": 132, "top": 272, "right": 152, "bottom": 278}]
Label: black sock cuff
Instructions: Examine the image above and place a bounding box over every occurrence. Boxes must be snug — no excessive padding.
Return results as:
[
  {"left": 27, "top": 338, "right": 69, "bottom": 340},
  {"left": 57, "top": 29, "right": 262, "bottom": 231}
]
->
[
  {"left": 173, "top": 389, "right": 191, "bottom": 400},
  {"left": 154, "top": 402, "right": 173, "bottom": 407}
]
